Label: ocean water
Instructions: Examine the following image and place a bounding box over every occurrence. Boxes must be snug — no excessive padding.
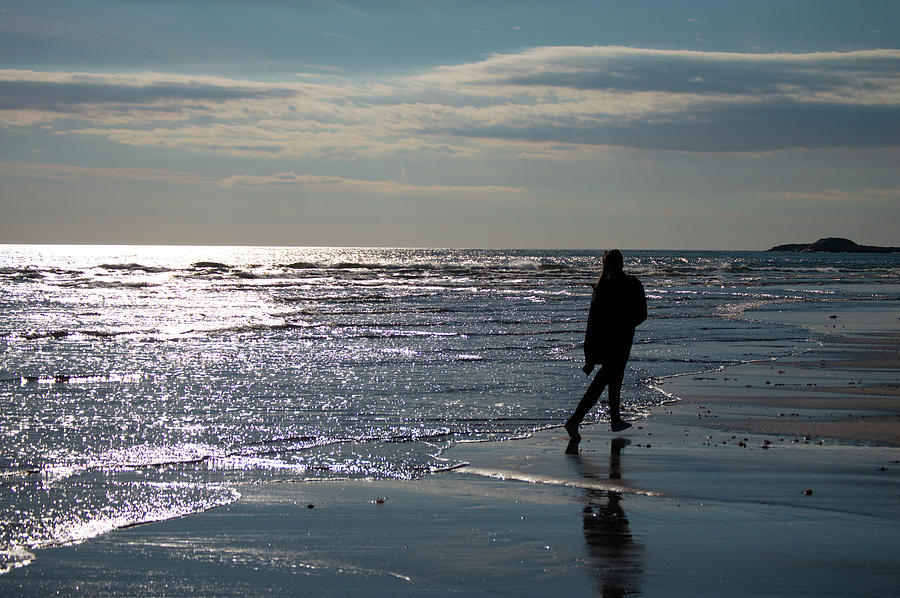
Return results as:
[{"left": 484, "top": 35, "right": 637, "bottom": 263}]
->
[{"left": 1, "top": 245, "right": 898, "bottom": 572}]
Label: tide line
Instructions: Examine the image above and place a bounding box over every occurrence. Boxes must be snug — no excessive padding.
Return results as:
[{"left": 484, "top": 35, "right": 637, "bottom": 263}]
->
[{"left": 446, "top": 465, "right": 663, "bottom": 497}]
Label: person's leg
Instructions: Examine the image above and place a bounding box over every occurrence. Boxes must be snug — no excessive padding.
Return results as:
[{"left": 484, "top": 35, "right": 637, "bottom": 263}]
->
[
  {"left": 607, "top": 371, "right": 622, "bottom": 418},
  {"left": 608, "top": 363, "right": 631, "bottom": 431},
  {"left": 566, "top": 366, "right": 610, "bottom": 440}
]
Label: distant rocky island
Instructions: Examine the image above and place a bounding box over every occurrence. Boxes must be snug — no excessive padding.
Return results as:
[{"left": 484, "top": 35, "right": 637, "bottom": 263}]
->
[{"left": 768, "top": 237, "right": 900, "bottom": 253}]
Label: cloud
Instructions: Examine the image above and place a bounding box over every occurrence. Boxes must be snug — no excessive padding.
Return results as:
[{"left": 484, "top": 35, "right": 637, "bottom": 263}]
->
[
  {"left": 295, "top": 63, "right": 345, "bottom": 73},
  {"left": 0, "top": 162, "right": 525, "bottom": 197},
  {"left": 0, "top": 80, "right": 295, "bottom": 112},
  {"left": 322, "top": 31, "right": 357, "bottom": 41},
  {"left": 0, "top": 70, "right": 305, "bottom": 126},
  {"left": 0, "top": 71, "right": 298, "bottom": 110},
  {"left": 324, "top": 0, "right": 373, "bottom": 20},
  {"left": 218, "top": 172, "right": 524, "bottom": 195},
  {"left": 414, "top": 46, "right": 900, "bottom": 151},
  {"left": 438, "top": 100, "right": 900, "bottom": 152},
  {"left": 418, "top": 46, "right": 900, "bottom": 100},
  {"left": 1, "top": 46, "right": 899, "bottom": 158},
  {"left": 0, "top": 162, "right": 214, "bottom": 184},
  {"left": 766, "top": 187, "right": 900, "bottom": 203}
]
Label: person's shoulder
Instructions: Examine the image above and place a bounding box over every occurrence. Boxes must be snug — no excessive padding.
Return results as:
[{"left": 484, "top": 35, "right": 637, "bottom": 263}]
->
[{"left": 623, "top": 274, "right": 645, "bottom": 297}]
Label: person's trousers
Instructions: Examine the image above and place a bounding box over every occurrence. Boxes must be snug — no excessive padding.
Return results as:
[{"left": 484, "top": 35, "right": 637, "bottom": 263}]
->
[{"left": 568, "top": 359, "right": 628, "bottom": 426}]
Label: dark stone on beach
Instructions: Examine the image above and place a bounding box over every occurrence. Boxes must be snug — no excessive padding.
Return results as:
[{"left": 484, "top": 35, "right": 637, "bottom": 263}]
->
[{"left": 768, "top": 237, "right": 900, "bottom": 253}]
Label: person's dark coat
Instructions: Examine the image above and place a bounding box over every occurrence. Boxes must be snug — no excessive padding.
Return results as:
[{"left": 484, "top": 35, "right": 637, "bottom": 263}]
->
[{"left": 583, "top": 273, "right": 647, "bottom": 367}]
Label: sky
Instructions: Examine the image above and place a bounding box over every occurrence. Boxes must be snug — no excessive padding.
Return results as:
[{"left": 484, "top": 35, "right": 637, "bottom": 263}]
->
[{"left": 1, "top": 0, "right": 899, "bottom": 250}]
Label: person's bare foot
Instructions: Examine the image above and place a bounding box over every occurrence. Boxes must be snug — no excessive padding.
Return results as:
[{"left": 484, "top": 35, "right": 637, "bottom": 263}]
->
[
  {"left": 565, "top": 420, "right": 581, "bottom": 441},
  {"left": 611, "top": 419, "right": 632, "bottom": 432},
  {"left": 565, "top": 439, "right": 580, "bottom": 455}
]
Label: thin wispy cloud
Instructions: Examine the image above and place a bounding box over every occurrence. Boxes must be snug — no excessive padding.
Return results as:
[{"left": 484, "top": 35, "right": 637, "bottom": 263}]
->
[
  {"left": 322, "top": 31, "right": 357, "bottom": 42},
  {"left": 295, "top": 63, "right": 345, "bottom": 73},
  {"left": 0, "top": 162, "right": 215, "bottom": 184},
  {"left": 323, "top": 0, "right": 373, "bottom": 20},
  {"left": 766, "top": 187, "right": 900, "bottom": 203},
  {"left": 218, "top": 172, "right": 524, "bottom": 196}
]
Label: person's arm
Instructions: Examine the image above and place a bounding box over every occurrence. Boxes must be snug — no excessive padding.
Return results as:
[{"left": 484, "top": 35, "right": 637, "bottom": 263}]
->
[
  {"left": 633, "top": 278, "right": 647, "bottom": 327},
  {"left": 583, "top": 288, "right": 599, "bottom": 373}
]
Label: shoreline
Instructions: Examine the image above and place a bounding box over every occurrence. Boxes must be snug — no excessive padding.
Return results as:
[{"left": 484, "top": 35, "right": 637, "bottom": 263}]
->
[{"left": 3, "top": 313, "right": 899, "bottom": 595}]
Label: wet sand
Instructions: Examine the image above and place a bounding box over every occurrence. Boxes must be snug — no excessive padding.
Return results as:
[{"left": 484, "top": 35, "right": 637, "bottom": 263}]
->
[
  {"left": 3, "top": 330, "right": 899, "bottom": 596},
  {"left": 655, "top": 331, "right": 900, "bottom": 445}
]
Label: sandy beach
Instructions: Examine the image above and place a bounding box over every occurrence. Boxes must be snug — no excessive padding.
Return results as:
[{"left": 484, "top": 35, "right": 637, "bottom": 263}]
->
[{"left": 3, "top": 326, "right": 899, "bottom": 596}]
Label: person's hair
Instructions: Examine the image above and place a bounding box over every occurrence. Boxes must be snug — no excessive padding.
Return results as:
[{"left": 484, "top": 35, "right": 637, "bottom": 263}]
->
[{"left": 597, "top": 249, "right": 624, "bottom": 285}]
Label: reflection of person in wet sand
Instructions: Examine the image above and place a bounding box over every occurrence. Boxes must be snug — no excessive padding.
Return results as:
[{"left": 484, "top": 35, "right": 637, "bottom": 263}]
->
[
  {"left": 573, "top": 438, "right": 642, "bottom": 597},
  {"left": 566, "top": 249, "right": 646, "bottom": 451}
]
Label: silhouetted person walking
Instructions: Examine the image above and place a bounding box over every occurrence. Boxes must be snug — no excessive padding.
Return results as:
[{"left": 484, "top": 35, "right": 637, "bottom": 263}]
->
[{"left": 566, "top": 250, "right": 646, "bottom": 448}]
